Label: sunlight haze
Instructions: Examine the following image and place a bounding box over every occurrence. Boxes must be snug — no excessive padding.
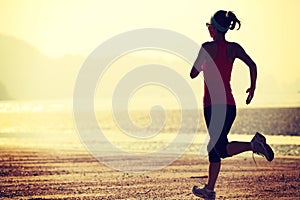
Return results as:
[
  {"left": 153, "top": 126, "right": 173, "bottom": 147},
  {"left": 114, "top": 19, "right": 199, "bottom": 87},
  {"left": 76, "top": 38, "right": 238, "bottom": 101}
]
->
[{"left": 0, "top": 0, "right": 299, "bottom": 108}]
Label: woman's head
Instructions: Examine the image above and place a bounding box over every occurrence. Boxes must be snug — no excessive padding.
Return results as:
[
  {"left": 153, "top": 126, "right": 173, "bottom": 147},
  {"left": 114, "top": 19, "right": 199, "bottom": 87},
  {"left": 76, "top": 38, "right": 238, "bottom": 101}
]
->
[{"left": 207, "top": 10, "right": 241, "bottom": 35}]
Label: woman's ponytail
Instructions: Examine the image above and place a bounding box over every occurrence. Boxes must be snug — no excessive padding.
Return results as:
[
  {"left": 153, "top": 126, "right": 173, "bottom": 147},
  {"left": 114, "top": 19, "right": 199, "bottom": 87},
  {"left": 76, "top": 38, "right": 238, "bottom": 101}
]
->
[{"left": 226, "top": 11, "right": 241, "bottom": 30}]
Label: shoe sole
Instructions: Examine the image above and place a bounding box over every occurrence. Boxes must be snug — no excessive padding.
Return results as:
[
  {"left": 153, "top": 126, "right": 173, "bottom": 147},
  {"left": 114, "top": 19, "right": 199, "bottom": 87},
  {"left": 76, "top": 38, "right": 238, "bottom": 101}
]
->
[
  {"left": 255, "top": 132, "right": 274, "bottom": 162},
  {"left": 192, "top": 186, "right": 215, "bottom": 199},
  {"left": 264, "top": 143, "right": 274, "bottom": 161}
]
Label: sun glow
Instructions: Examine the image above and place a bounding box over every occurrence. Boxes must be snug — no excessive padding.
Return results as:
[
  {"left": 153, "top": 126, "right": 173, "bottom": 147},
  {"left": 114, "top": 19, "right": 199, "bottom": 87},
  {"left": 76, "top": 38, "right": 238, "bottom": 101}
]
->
[{"left": 0, "top": 0, "right": 299, "bottom": 107}]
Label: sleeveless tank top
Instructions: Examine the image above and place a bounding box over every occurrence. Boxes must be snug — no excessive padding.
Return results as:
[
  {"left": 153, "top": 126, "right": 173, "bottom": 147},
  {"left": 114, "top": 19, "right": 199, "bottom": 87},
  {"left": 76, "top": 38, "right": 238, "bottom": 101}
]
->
[{"left": 202, "top": 41, "right": 236, "bottom": 107}]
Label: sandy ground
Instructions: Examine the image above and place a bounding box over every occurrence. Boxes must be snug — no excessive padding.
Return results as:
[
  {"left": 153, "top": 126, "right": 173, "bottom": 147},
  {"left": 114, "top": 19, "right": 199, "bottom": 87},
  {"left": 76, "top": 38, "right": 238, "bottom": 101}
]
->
[{"left": 0, "top": 147, "right": 299, "bottom": 200}]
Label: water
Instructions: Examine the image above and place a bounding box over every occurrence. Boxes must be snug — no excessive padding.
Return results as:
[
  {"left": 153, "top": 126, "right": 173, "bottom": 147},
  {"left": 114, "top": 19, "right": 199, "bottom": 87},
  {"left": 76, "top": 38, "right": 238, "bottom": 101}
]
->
[{"left": 0, "top": 100, "right": 299, "bottom": 157}]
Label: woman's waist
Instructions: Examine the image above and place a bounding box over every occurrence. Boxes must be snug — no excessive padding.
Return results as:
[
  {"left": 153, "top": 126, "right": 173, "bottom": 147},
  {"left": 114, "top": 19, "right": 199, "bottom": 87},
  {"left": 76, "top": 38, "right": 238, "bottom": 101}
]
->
[{"left": 204, "top": 84, "right": 232, "bottom": 93}]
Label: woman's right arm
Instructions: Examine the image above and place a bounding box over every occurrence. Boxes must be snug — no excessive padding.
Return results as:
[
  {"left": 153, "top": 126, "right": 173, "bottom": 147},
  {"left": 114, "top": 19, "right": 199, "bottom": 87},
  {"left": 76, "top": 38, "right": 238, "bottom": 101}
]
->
[{"left": 234, "top": 43, "right": 257, "bottom": 104}]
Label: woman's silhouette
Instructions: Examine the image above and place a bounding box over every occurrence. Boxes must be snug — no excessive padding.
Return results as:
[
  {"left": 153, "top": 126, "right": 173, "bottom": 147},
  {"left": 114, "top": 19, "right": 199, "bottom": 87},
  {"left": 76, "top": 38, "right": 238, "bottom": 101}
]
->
[{"left": 190, "top": 10, "right": 274, "bottom": 199}]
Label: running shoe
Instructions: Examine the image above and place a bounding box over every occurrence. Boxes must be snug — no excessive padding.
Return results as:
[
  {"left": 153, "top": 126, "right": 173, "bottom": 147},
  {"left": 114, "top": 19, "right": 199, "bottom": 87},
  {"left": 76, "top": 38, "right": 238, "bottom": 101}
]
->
[
  {"left": 251, "top": 132, "right": 274, "bottom": 161},
  {"left": 192, "top": 185, "right": 216, "bottom": 199}
]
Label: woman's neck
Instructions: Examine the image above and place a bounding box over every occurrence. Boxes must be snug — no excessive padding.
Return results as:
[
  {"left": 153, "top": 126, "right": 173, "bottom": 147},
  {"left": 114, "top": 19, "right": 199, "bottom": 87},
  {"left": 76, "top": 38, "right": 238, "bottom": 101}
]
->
[{"left": 213, "top": 33, "right": 226, "bottom": 42}]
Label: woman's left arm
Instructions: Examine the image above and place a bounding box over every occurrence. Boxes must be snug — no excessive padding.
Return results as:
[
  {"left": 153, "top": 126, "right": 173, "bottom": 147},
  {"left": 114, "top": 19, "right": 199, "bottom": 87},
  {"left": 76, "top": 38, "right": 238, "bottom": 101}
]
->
[{"left": 190, "top": 45, "right": 206, "bottom": 79}]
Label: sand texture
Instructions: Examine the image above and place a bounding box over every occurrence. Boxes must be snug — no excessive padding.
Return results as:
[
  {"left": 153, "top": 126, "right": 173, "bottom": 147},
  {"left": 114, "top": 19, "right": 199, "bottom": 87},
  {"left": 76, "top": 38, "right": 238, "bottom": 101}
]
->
[{"left": 0, "top": 148, "right": 299, "bottom": 199}]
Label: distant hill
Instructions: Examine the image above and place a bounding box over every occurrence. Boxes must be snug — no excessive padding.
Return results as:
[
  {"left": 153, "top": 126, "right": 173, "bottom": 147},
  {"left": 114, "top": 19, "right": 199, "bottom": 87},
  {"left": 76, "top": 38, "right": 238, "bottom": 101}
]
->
[{"left": 0, "top": 34, "right": 85, "bottom": 100}]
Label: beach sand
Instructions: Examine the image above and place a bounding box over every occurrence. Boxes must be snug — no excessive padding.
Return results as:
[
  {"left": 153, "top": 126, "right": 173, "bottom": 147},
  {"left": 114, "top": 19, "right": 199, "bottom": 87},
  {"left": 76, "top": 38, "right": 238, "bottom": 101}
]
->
[{"left": 0, "top": 147, "right": 299, "bottom": 199}]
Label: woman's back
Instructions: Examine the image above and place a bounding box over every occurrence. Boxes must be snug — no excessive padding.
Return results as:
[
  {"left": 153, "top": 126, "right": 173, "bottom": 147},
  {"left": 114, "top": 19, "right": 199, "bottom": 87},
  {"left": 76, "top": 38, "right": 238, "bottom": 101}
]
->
[
  {"left": 202, "top": 41, "right": 236, "bottom": 107},
  {"left": 202, "top": 41, "right": 239, "bottom": 63}
]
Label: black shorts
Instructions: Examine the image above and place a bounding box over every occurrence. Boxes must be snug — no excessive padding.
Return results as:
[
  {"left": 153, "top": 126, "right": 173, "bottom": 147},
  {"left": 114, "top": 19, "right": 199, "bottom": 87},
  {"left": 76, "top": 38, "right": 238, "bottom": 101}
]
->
[{"left": 204, "top": 105, "right": 236, "bottom": 163}]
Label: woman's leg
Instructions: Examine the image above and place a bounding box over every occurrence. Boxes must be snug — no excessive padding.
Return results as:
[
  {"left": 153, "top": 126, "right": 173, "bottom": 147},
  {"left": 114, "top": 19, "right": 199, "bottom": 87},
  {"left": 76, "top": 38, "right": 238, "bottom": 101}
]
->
[
  {"left": 204, "top": 105, "right": 236, "bottom": 190},
  {"left": 206, "top": 141, "right": 252, "bottom": 190},
  {"left": 226, "top": 141, "right": 252, "bottom": 156},
  {"left": 207, "top": 162, "right": 221, "bottom": 190}
]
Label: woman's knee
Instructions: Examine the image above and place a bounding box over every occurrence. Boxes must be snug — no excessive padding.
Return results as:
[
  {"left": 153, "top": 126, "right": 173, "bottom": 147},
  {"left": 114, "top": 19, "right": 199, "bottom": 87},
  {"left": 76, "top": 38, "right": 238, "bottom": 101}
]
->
[{"left": 208, "top": 150, "right": 221, "bottom": 163}]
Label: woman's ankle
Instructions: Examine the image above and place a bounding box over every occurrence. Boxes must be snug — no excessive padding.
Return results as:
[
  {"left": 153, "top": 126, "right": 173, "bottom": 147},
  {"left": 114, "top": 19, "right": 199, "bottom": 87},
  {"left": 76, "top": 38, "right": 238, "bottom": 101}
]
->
[{"left": 205, "top": 184, "right": 214, "bottom": 191}]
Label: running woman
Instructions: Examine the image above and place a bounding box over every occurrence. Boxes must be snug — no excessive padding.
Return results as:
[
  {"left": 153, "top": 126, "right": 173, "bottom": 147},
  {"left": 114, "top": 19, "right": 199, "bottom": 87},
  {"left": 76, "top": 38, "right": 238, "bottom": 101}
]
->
[{"left": 190, "top": 10, "right": 274, "bottom": 199}]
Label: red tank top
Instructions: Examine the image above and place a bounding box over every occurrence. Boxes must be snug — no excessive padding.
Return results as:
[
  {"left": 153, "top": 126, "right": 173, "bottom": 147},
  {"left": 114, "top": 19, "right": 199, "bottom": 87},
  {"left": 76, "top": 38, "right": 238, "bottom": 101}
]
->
[{"left": 202, "top": 41, "right": 235, "bottom": 107}]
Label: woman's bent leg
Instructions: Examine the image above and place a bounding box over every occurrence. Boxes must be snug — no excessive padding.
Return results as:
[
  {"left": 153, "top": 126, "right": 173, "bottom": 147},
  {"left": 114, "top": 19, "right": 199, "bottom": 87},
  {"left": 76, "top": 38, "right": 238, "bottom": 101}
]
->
[{"left": 226, "top": 141, "right": 252, "bottom": 156}]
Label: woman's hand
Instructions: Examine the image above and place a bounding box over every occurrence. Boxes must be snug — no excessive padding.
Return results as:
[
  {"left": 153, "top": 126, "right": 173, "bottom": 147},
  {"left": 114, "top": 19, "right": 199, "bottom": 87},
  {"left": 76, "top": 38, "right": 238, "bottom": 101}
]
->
[{"left": 246, "top": 87, "right": 255, "bottom": 104}]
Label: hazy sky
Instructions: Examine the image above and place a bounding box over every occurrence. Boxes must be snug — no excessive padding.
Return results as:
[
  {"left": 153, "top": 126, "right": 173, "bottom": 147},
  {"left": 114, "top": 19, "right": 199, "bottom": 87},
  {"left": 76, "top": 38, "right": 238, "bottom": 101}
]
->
[{"left": 0, "top": 0, "right": 299, "bottom": 107}]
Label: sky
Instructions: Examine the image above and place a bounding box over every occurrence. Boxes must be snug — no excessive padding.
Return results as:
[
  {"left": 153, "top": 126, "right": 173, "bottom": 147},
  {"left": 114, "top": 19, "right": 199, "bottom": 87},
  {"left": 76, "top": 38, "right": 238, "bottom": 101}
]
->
[{"left": 0, "top": 0, "right": 299, "bottom": 108}]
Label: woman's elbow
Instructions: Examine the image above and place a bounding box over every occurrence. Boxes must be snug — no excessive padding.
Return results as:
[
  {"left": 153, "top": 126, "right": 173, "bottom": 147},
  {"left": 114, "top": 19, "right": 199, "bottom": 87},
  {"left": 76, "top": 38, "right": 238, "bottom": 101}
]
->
[
  {"left": 190, "top": 67, "right": 199, "bottom": 79},
  {"left": 190, "top": 72, "right": 195, "bottom": 79},
  {"left": 249, "top": 61, "right": 257, "bottom": 70}
]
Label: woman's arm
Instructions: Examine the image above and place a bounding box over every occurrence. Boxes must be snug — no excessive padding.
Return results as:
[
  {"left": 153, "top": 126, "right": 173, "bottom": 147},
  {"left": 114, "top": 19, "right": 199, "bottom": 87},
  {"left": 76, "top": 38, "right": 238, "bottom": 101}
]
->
[
  {"left": 190, "top": 66, "right": 200, "bottom": 79},
  {"left": 190, "top": 45, "right": 206, "bottom": 79},
  {"left": 235, "top": 43, "right": 257, "bottom": 104}
]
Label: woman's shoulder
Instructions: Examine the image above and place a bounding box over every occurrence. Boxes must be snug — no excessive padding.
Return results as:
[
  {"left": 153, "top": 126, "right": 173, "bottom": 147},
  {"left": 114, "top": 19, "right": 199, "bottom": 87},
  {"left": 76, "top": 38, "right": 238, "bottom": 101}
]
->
[
  {"left": 226, "top": 41, "right": 243, "bottom": 49},
  {"left": 202, "top": 41, "right": 215, "bottom": 47},
  {"left": 201, "top": 41, "right": 216, "bottom": 52},
  {"left": 226, "top": 42, "right": 248, "bottom": 59},
  {"left": 226, "top": 42, "right": 246, "bottom": 55}
]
